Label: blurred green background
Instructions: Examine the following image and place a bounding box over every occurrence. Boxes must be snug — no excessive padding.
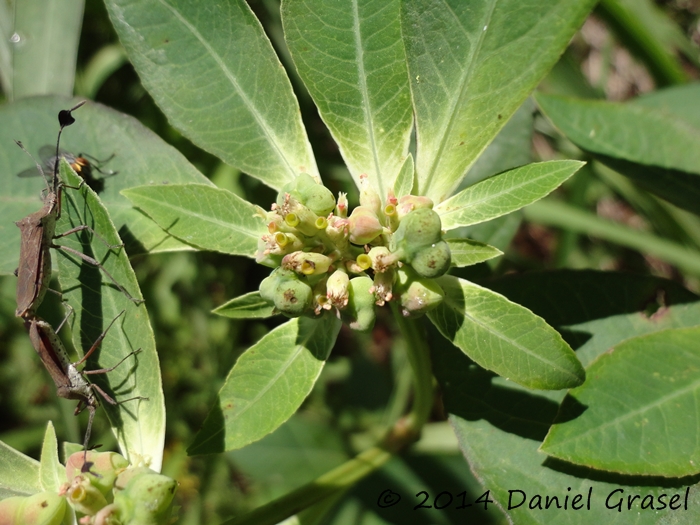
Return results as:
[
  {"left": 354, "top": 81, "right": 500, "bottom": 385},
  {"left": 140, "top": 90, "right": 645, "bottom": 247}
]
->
[{"left": 1, "top": 0, "right": 699, "bottom": 523}]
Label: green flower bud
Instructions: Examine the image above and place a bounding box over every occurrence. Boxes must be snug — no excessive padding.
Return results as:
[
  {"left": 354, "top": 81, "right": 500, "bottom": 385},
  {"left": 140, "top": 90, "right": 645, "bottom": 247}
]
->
[
  {"left": 391, "top": 208, "right": 442, "bottom": 256},
  {"left": 277, "top": 174, "right": 336, "bottom": 217},
  {"left": 325, "top": 216, "right": 350, "bottom": 252},
  {"left": 113, "top": 466, "right": 157, "bottom": 491},
  {"left": 359, "top": 177, "right": 382, "bottom": 217},
  {"left": 367, "top": 246, "right": 398, "bottom": 273},
  {"left": 395, "top": 266, "right": 445, "bottom": 317},
  {"left": 348, "top": 206, "right": 382, "bottom": 245},
  {"left": 274, "top": 276, "right": 314, "bottom": 317},
  {"left": 114, "top": 468, "right": 177, "bottom": 525},
  {"left": 259, "top": 267, "right": 295, "bottom": 304},
  {"left": 335, "top": 192, "right": 349, "bottom": 218},
  {"left": 255, "top": 236, "right": 283, "bottom": 268},
  {"left": 65, "top": 450, "right": 128, "bottom": 499},
  {"left": 342, "top": 276, "right": 376, "bottom": 332},
  {"left": 282, "top": 251, "right": 333, "bottom": 276},
  {"left": 0, "top": 493, "right": 67, "bottom": 525},
  {"left": 260, "top": 267, "right": 314, "bottom": 316},
  {"left": 371, "top": 267, "right": 395, "bottom": 306},
  {"left": 383, "top": 202, "right": 399, "bottom": 231},
  {"left": 396, "top": 195, "right": 434, "bottom": 220},
  {"left": 326, "top": 269, "right": 350, "bottom": 308},
  {"left": 410, "top": 240, "right": 451, "bottom": 278},
  {"left": 296, "top": 173, "right": 336, "bottom": 216},
  {"left": 284, "top": 203, "right": 320, "bottom": 237},
  {"left": 63, "top": 475, "right": 109, "bottom": 516},
  {"left": 92, "top": 503, "right": 119, "bottom": 525}
]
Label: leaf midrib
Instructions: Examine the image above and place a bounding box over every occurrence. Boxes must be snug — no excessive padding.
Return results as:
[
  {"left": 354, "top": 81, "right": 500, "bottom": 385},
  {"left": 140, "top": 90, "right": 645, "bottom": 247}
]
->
[
  {"left": 156, "top": 0, "right": 297, "bottom": 178},
  {"left": 437, "top": 163, "right": 575, "bottom": 226},
  {"left": 421, "top": 0, "right": 497, "bottom": 196}
]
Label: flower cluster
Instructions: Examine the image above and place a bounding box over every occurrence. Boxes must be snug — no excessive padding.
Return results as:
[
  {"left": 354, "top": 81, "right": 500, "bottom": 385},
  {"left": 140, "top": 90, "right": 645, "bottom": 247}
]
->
[
  {"left": 255, "top": 174, "right": 451, "bottom": 329},
  {"left": 0, "top": 452, "right": 177, "bottom": 525}
]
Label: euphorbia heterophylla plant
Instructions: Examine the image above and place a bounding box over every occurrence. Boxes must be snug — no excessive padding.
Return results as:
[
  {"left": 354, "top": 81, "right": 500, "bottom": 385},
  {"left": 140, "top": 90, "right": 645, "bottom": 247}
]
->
[
  {"left": 0, "top": 0, "right": 601, "bottom": 523},
  {"left": 117, "top": 0, "right": 590, "bottom": 501},
  {"left": 115, "top": 0, "right": 594, "bottom": 519},
  {"left": 119, "top": 0, "right": 591, "bottom": 448}
]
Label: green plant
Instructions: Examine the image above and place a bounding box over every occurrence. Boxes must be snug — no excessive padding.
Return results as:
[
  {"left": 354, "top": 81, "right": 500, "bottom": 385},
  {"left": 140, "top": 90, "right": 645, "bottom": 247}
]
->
[{"left": 2, "top": 0, "right": 700, "bottom": 524}]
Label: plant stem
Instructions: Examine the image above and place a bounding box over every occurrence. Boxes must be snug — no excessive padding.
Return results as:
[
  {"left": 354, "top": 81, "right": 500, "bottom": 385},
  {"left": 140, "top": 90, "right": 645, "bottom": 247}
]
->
[
  {"left": 225, "top": 307, "right": 435, "bottom": 525},
  {"left": 596, "top": 0, "right": 687, "bottom": 87},
  {"left": 390, "top": 302, "right": 434, "bottom": 431},
  {"left": 224, "top": 444, "right": 392, "bottom": 525},
  {"left": 525, "top": 199, "right": 700, "bottom": 276}
]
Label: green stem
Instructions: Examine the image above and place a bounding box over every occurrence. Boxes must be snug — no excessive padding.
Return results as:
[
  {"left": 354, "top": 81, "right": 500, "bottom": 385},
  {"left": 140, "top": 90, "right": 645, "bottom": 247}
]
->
[
  {"left": 390, "top": 302, "right": 434, "bottom": 431},
  {"left": 225, "top": 307, "right": 435, "bottom": 525},
  {"left": 596, "top": 0, "right": 687, "bottom": 87},
  {"left": 524, "top": 199, "right": 700, "bottom": 276},
  {"left": 224, "top": 445, "right": 392, "bottom": 525}
]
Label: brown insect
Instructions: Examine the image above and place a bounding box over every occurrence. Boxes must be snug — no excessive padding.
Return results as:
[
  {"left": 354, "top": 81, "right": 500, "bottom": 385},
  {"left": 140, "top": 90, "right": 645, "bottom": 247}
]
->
[
  {"left": 14, "top": 101, "right": 140, "bottom": 319},
  {"left": 25, "top": 310, "right": 145, "bottom": 472}
]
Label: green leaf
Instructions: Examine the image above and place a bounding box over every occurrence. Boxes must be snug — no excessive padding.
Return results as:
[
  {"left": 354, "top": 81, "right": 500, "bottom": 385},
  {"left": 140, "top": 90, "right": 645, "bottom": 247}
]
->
[
  {"left": 402, "top": 0, "right": 596, "bottom": 202},
  {"left": 212, "top": 291, "right": 275, "bottom": 319},
  {"left": 632, "top": 83, "right": 700, "bottom": 127},
  {"left": 105, "top": 0, "right": 317, "bottom": 189},
  {"left": 441, "top": 100, "right": 535, "bottom": 269},
  {"left": 435, "top": 160, "right": 583, "bottom": 230},
  {"left": 56, "top": 160, "right": 166, "bottom": 472},
  {"left": 229, "top": 415, "right": 348, "bottom": 503},
  {"left": 428, "top": 275, "right": 584, "bottom": 390},
  {"left": 394, "top": 154, "right": 415, "bottom": 199},
  {"left": 0, "top": 97, "right": 212, "bottom": 276},
  {"left": 460, "top": 97, "right": 536, "bottom": 188},
  {"left": 535, "top": 89, "right": 700, "bottom": 213},
  {"left": 2, "top": 0, "right": 83, "bottom": 99},
  {"left": 483, "top": 270, "right": 700, "bottom": 368},
  {"left": 189, "top": 315, "right": 341, "bottom": 454},
  {"left": 542, "top": 325, "right": 700, "bottom": 477},
  {"left": 591, "top": 155, "right": 700, "bottom": 217},
  {"left": 283, "top": 0, "right": 412, "bottom": 198},
  {"left": 449, "top": 399, "right": 690, "bottom": 524},
  {"left": 39, "top": 423, "right": 63, "bottom": 493},
  {"left": 433, "top": 271, "right": 700, "bottom": 525},
  {"left": 0, "top": 1, "right": 11, "bottom": 95},
  {"left": 658, "top": 488, "right": 700, "bottom": 525},
  {"left": 447, "top": 238, "right": 502, "bottom": 268},
  {"left": 0, "top": 441, "right": 41, "bottom": 499},
  {"left": 122, "top": 184, "right": 265, "bottom": 258},
  {"left": 448, "top": 213, "right": 522, "bottom": 271}
]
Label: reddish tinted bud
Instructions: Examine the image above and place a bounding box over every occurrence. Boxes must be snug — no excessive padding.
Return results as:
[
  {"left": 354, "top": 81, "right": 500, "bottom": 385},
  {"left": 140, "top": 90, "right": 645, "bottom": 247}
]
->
[
  {"left": 348, "top": 206, "right": 382, "bottom": 245},
  {"left": 396, "top": 195, "right": 434, "bottom": 220}
]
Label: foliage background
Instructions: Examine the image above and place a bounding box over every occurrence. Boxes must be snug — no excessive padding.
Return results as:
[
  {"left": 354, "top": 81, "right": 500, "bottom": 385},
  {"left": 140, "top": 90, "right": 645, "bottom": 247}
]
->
[{"left": 0, "top": 0, "right": 699, "bottom": 524}]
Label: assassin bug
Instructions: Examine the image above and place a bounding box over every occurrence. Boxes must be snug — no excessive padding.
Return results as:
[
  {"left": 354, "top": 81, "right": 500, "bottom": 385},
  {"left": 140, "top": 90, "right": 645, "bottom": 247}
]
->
[
  {"left": 25, "top": 310, "right": 146, "bottom": 472},
  {"left": 14, "top": 101, "right": 141, "bottom": 320}
]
